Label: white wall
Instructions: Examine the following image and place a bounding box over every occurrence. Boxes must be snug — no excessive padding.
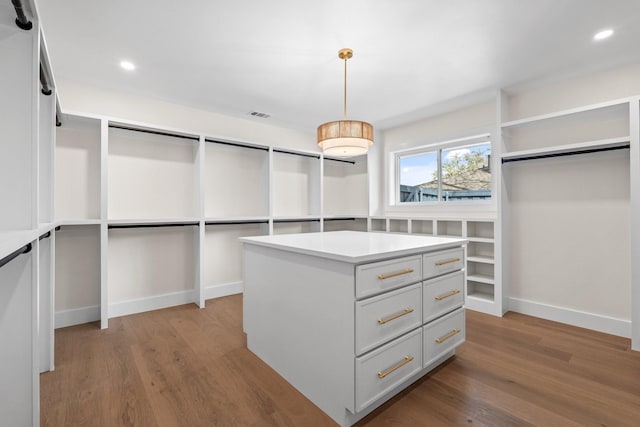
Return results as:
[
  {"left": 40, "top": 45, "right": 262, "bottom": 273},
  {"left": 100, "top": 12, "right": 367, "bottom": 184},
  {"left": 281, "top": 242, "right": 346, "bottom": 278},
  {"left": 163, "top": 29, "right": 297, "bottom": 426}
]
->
[
  {"left": 56, "top": 80, "right": 316, "bottom": 152},
  {"left": 55, "top": 225, "right": 100, "bottom": 326},
  {"left": 376, "top": 63, "right": 640, "bottom": 337},
  {"left": 381, "top": 101, "right": 497, "bottom": 217},
  {"left": 507, "top": 63, "right": 640, "bottom": 120}
]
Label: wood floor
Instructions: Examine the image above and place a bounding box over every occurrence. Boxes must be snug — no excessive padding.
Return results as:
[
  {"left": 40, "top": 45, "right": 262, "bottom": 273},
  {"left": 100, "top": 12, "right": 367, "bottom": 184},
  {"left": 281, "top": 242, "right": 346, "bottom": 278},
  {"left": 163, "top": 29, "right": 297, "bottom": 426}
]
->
[{"left": 41, "top": 295, "right": 640, "bottom": 427}]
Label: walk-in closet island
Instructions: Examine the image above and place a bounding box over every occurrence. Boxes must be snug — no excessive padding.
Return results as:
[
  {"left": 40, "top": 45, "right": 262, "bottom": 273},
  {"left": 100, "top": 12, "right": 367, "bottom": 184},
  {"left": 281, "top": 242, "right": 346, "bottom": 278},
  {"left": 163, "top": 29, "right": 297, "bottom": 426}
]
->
[{"left": 241, "top": 231, "right": 467, "bottom": 426}]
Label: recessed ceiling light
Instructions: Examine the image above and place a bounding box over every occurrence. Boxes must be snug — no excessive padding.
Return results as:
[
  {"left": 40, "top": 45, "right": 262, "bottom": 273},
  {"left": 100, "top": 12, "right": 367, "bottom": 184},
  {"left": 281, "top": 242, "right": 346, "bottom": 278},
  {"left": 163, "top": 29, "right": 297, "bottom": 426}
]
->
[
  {"left": 120, "top": 60, "right": 135, "bottom": 71},
  {"left": 593, "top": 29, "right": 614, "bottom": 41}
]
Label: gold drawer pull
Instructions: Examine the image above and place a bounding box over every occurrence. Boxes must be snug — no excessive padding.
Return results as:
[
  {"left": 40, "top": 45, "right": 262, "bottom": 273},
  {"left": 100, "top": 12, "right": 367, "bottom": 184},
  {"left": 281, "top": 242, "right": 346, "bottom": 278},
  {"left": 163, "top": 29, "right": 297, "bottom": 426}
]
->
[
  {"left": 435, "top": 257, "right": 460, "bottom": 266},
  {"left": 378, "top": 268, "right": 414, "bottom": 280},
  {"left": 377, "top": 356, "right": 414, "bottom": 379},
  {"left": 378, "top": 308, "right": 414, "bottom": 325},
  {"left": 435, "top": 328, "right": 461, "bottom": 344},
  {"left": 434, "top": 290, "right": 461, "bottom": 301}
]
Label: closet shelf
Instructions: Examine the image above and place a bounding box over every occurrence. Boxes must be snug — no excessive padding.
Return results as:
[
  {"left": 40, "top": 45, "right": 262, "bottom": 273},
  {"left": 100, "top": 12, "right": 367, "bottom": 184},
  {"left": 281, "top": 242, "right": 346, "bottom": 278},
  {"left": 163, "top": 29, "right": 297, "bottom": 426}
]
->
[
  {"left": 467, "top": 255, "right": 495, "bottom": 264},
  {"left": 467, "top": 290, "right": 494, "bottom": 302},
  {"left": 0, "top": 230, "right": 38, "bottom": 261},
  {"left": 57, "top": 219, "right": 102, "bottom": 226},
  {"left": 467, "top": 237, "right": 494, "bottom": 244},
  {"left": 500, "top": 98, "right": 630, "bottom": 128},
  {"left": 500, "top": 137, "right": 630, "bottom": 163},
  {"left": 466, "top": 273, "right": 495, "bottom": 285}
]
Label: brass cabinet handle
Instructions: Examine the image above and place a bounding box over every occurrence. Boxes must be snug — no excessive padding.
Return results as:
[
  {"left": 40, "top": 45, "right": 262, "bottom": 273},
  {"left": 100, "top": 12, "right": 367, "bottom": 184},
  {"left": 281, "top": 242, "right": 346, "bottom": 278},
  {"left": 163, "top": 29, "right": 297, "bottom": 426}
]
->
[
  {"left": 434, "top": 290, "right": 461, "bottom": 301},
  {"left": 377, "top": 356, "right": 414, "bottom": 379},
  {"left": 377, "top": 308, "right": 414, "bottom": 325},
  {"left": 435, "top": 328, "right": 461, "bottom": 344},
  {"left": 377, "top": 268, "right": 414, "bottom": 280},
  {"left": 435, "top": 257, "right": 461, "bottom": 266}
]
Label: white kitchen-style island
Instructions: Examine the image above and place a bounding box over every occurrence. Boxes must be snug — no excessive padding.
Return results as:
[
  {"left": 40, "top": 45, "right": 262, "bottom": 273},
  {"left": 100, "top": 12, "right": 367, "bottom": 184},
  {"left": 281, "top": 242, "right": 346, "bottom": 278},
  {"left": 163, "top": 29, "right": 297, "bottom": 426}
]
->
[{"left": 241, "top": 231, "right": 467, "bottom": 426}]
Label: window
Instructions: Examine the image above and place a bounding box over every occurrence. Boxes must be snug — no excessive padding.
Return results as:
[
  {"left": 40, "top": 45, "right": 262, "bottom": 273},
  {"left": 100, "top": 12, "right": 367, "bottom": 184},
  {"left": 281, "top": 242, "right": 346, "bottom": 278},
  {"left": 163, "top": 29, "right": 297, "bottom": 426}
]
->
[{"left": 397, "top": 138, "right": 491, "bottom": 203}]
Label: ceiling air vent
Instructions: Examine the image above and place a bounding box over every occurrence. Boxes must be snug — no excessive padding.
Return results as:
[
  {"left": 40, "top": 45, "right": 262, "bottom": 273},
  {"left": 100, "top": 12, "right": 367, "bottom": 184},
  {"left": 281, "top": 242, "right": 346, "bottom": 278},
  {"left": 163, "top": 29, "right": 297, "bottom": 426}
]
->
[{"left": 248, "top": 111, "right": 271, "bottom": 119}]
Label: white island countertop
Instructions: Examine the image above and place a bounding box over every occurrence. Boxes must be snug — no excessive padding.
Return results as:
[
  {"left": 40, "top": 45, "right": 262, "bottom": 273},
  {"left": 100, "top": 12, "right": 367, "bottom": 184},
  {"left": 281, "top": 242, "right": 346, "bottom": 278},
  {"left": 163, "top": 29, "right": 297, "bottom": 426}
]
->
[{"left": 240, "top": 230, "right": 467, "bottom": 264}]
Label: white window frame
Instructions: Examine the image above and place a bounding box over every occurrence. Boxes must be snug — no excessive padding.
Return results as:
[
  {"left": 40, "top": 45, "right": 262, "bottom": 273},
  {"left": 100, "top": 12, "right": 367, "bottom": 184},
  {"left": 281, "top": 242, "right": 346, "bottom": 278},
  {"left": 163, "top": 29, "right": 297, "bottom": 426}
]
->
[{"left": 388, "top": 133, "right": 495, "bottom": 211}]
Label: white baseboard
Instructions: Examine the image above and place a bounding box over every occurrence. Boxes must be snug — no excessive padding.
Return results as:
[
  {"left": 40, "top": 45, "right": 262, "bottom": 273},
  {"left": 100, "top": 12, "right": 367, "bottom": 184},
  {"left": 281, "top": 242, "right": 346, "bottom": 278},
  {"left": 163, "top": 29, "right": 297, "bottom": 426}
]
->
[
  {"left": 508, "top": 297, "right": 631, "bottom": 338},
  {"left": 56, "top": 284, "right": 245, "bottom": 327},
  {"left": 109, "top": 290, "right": 196, "bottom": 318},
  {"left": 204, "top": 281, "right": 243, "bottom": 300},
  {"left": 55, "top": 305, "right": 100, "bottom": 329}
]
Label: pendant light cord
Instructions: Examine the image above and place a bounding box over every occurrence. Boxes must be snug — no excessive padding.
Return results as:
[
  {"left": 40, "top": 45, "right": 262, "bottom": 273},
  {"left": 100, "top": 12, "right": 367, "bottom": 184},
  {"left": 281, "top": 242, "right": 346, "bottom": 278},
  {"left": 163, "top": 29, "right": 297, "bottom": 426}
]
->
[{"left": 343, "top": 56, "right": 348, "bottom": 120}]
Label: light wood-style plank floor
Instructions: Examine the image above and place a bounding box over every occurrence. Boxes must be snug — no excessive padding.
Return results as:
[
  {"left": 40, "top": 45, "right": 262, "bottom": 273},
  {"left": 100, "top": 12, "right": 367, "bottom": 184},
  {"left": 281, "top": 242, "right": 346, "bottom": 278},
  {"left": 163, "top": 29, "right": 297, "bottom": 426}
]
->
[{"left": 41, "top": 295, "right": 640, "bottom": 426}]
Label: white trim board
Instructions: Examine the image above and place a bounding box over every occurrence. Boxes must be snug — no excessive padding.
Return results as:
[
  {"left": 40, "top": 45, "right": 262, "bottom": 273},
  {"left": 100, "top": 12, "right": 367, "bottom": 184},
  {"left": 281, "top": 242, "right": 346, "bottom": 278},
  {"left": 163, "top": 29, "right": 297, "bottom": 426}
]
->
[
  {"left": 508, "top": 297, "right": 631, "bottom": 339},
  {"left": 54, "top": 284, "right": 244, "bottom": 328},
  {"left": 55, "top": 305, "right": 100, "bottom": 329},
  {"left": 204, "top": 281, "right": 243, "bottom": 300},
  {"left": 108, "top": 290, "right": 196, "bottom": 318}
]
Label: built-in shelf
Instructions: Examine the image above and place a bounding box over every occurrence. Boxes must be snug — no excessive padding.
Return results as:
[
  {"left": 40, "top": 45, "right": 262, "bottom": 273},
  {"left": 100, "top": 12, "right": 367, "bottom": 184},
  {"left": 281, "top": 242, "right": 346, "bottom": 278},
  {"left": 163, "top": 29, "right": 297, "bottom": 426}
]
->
[
  {"left": 0, "top": 230, "right": 38, "bottom": 262},
  {"left": 467, "top": 237, "right": 494, "bottom": 244},
  {"left": 500, "top": 98, "right": 630, "bottom": 128},
  {"left": 467, "top": 255, "right": 495, "bottom": 264},
  {"left": 57, "top": 219, "right": 102, "bottom": 226},
  {"left": 467, "top": 273, "right": 495, "bottom": 285},
  {"left": 467, "top": 290, "right": 495, "bottom": 302}
]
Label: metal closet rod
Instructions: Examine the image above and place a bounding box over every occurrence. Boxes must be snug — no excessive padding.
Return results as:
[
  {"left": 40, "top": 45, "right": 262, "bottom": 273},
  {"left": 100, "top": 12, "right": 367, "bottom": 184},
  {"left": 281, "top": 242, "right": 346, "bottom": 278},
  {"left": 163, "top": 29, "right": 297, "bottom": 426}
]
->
[
  {"left": 323, "top": 157, "right": 355, "bottom": 165},
  {"left": 323, "top": 217, "right": 356, "bottom": 222},
  {"left": 12, "top": 0, "right": 32, "bottom": 30},
  {"left": 205, "top": 139, "right": 269, "bottom": 152},
  {"left": 205, "top": 220, "right": 268, "bottom": 226},
  {"left": 0, "top": 243, "right": 32, "bottom": 269},
  {"left": 40, "top": 64, "right": 52, "bottom": 96},
  {"left": 501, "top": 145, "right": 630, "bottom": 164},
  {"left": 108, "top": 223, "right": 199, "bottom": 230},
  {"left": 109, "top": 124, "right": 199, "bottom": 141},
  {"left": 273, "top": 218, "right": 320, "bottom": 223},
  {"left": 273, "top": 148, "right": 320, "bottom": 159}
]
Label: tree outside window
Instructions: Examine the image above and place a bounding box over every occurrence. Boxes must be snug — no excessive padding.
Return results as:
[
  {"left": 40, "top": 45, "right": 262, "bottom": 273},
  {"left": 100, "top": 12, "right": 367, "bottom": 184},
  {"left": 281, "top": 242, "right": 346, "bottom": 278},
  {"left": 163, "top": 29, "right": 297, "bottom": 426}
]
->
[{"left": 399, "top": 142, "right": 491, "bottom": 202}]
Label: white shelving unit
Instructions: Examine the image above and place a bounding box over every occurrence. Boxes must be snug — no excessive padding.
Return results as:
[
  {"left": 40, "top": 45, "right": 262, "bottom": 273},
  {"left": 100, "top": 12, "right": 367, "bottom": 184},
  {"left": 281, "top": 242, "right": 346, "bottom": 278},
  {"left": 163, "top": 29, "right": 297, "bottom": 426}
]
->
[
  {"left": 0, "top": 1, "right": 58, "bottom": 424},
  {"left": 50, "top": 108, "right": 372, "bottom": 331},
  {"left": 499, "top": 92, "right": 639, "bottom": 348},
  {"left": 368, "top": 217, "right": 501, "bottom": 315}
]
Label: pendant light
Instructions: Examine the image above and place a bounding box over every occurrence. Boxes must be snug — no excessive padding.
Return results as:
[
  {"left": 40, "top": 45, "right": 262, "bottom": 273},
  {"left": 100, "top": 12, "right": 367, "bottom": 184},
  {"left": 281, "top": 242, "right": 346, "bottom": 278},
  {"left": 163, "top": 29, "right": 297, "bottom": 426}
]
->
[{"left": 317, "top": 48, "right": 373, "bottom": 157}]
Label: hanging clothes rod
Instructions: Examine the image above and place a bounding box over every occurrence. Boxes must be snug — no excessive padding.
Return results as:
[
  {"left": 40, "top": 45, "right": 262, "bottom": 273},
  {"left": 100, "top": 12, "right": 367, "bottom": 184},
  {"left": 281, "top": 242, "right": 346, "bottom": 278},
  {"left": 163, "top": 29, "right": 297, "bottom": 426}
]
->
[
  {"left": 205, "top": 220, "right": 269, "bottom": 226},
  {"left": 39, "top": 231, "right": 51, "bottom": 241},
  {"left": 108, "top": 223, "right": 199, "bottom": 230},
  {"left": 273, "top": 218, "right": 320, "bottom": 223},
  {"left": 40, "top": 63, "right": 52, "bottom": 96},
  {"left": 109, "top": 124, "right": 199, "bottom": 141},
  {"left": 323, "top": 217, "right": 356, "bottom": 222},
  {"left": 323, "top": 157, "right": 356, "bottom": 165},
  {"left": 0, "top": 243, "right": 32, "bottom": 269},
  {"left": 501, "top": 145, "right": 630, "bottom": 164},
  {"left": 273, "top": 148, "right": 320, "bottom": 159},
  {"left": 12, "top": 0, "right": 32, "bottom": 30},
  {"left": 205, "top": 139, "right": 269, "bottom": 152}
]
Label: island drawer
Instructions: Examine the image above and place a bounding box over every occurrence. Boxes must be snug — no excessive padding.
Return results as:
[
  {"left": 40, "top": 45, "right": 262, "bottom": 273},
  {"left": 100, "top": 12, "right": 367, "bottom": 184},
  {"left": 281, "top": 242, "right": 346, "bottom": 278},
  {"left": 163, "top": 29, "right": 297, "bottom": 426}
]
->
[
  {"left": 355, "top": 283, "right": 422, "bottom": 355},
  {"left": 355, "top": 255, "right": 422, "bottom": 299},
  {"left": 423, "top": 307, "right": 465, "bottom": 368},
  {"left": 422, "top": 247, "right": 464, "bottom": 279},
  {"left": 423, "top": 271, "right": 464, "bottom": 323},
  {"left": 355, "top": 328, "right": 422, "bottom": 412}
]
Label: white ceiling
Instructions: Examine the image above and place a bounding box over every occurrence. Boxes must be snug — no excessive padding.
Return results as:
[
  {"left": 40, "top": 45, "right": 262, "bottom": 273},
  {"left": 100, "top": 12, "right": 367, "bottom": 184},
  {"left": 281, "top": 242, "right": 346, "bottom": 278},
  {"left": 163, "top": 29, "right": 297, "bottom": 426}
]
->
[{"left": 36, "top": 0, "right": 640, "bottom": 132}]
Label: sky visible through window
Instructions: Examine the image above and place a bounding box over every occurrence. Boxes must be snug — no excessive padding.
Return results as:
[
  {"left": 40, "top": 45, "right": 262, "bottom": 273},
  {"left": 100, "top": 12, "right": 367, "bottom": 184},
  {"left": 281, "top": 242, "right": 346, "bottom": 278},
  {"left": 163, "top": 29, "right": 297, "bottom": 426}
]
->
[
  {"left": 399, "top": 142, "right": 491, "bottom": 202},
  {"left": 400, "top": 151, "right": 437, "bottom": 186}
]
